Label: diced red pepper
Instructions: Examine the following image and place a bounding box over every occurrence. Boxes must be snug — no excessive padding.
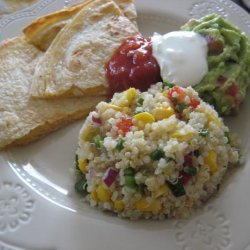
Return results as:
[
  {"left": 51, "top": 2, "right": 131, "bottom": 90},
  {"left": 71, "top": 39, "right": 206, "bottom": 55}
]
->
[
  {"left": 189, "top": 98, "right": 200, "bottom": 109},
  {"left": 116, "top": 118, "right": 133, "bottom": 136},
  {"left": 180, "top": 171, "right": 192, "bottom": 185},
  {"left": 184, "top": 153, "right": 193, "bottom": 166},
  {"left": 167, "top": 86, "right": 186, "bottom": 103},
  {"left": 181, "top": 152, "right": 198, "bottom": 185},
  {"left": 181, "top": 152, "right": 199, "bottom": 185},
  {"left": 168, "top": 86, "right": 200, "bottom": 112}
]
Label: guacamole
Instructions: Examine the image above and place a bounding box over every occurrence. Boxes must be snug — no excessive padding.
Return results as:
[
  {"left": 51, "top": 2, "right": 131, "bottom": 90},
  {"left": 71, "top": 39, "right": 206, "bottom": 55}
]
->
[{"left": 182, "top": 13, "right": 250, "bottom": 115}]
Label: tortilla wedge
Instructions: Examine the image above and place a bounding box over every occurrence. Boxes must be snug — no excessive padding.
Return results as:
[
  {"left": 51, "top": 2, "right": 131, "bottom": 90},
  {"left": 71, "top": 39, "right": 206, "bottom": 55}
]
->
[
  {"left": 30, "top": 0, "right": 139, "bottom": 99},
  {"left": 23, "top": 0, "right": 137, "bottom": 51},
  {"left": 0, "top": 37, "right": 104, "bottom": 150}
]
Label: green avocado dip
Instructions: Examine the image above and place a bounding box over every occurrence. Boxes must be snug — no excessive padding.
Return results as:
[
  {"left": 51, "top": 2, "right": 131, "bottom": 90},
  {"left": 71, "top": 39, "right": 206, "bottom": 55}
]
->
[{"left": 182, "top": 13, "right": 250, "bottom": 115}]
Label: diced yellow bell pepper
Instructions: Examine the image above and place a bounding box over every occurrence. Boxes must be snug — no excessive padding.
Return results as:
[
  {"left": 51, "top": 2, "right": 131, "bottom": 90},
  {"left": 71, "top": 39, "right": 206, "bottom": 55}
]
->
[
  {"left": 79, "top": 159, "right": 88, "bottom": 173},
  {"left": 204, "top": 150, "right": 218, "bottom": 173},
  {"left": 114, "top": 200, "right": 124, "bottom": 211},
  {"left": 200, "top": 108, "right": 222, "bottom": 127},
  {"left": 96, "top": 184, "right": 111, "bottom": 202},
  {"left": 153, "top": 184, "right": 169, "bottom": 198},
  {"left": 171, "top": 131, "right": 193, "bottom": 141},
  {"left": 135, "top": 197, "right": 161, "bottom": 212},
  {"left": 106, "top": 104, "right": 123, "bottom": 112},
  {"left": 207, "top": 114, "right": 222, "bottom": 127},
  {"left": 153, "top": 107, "right": 174, "bottom": 121},
  {"left": 80, "top": 124, "right": 98, "bottom": 141},
  {"left": 91, "top": 191, "right": 98, "bottom": 202},
  {"left": 134, "top": 112, "right": 155, "bottom": 124},
  {"left": 126, "top": 88, "right": 137, "bottom": 104}
]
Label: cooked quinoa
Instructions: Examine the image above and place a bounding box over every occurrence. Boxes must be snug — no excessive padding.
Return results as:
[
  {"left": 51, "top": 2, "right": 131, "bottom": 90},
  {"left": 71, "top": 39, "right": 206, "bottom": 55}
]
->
[{"left": 75, "top": 83, "right": 240, "bottom": 219}]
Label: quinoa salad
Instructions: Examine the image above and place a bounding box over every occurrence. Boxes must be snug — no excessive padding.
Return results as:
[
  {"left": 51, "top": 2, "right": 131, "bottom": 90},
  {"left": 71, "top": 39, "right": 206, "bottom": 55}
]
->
[{"left": 75, "top": 83, "right": 240, "bottom": 219}]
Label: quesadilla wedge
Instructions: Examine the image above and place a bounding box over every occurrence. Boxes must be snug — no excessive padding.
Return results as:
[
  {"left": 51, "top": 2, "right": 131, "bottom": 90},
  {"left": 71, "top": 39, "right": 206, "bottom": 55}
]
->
[
  {"left": 23, "top": 0, "right": 137, "bottom": 51},
  {"left": 30, "top": 0, "right": 139, "bottom": 99},
  {"left": 0, "top": 37, "right": 104, "bottom": 150}
]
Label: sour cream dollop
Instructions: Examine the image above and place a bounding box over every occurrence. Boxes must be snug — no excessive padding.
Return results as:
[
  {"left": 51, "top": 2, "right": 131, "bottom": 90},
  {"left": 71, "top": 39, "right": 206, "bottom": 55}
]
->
[{"left": 152, "top": 31, "right": 208, "bottom": 87}]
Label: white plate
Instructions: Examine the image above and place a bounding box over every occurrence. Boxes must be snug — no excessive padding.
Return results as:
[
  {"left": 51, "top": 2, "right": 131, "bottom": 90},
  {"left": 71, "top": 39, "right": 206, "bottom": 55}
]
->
[{"left": 0, "top": 0, "right": 250, "bottom": 249}]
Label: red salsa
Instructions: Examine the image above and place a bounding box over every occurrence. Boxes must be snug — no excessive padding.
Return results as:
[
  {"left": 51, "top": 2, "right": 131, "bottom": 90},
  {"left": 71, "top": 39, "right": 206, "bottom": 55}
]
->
[{"left": 106, "top": 36, "right": 161, "bottom": 96}]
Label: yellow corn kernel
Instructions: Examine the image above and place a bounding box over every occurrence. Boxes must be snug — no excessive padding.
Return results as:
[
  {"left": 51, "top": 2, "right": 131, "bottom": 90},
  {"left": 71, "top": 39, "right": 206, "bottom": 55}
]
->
[
  {"left": 79, "top": 159, "right": 88, "bottom": 173},
  {"left": 162, "top": 90, "right": 168, "bottom": 97},
  {"left": 201, "top": 108, "right": 222, "bottom": 127},
  {"left": 91, "top": 191, "right": 98, "bottom": 202},
  {"left": 114, "top": 200, "right": 124, "bottom": 211},
  {"left": 134, "top": 112, "right": 155, "bottom": 124},
  {"left": 106, "top": 104, "right": 123, "bottom": 112},
  {"left": 135, "top": 197, "right": 161, "bottom": 212},
  {"left": 171, "top": 131, "right": 193, "bottom": 141},
  {"left": 153, "top": 107, "right": 174, "bottom": 121},
  {"left": 126, "top": 88, "right": 137, "bottom": 103},
  {"left": 96, "top": 184, "right": 111, "bottom": 202},
  {"left": 153, "top": 184, "right": 169, "bottom": 198},
  {"left": 204, "top": 150, "right": 218, "bottom": 173}
]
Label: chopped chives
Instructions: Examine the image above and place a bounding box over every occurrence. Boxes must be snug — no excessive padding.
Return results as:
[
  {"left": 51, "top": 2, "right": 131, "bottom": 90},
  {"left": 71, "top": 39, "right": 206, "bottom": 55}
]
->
[
  {"left": 124, "top": 167, "right": 135, "bottom": 176},
  {"left": 137, "top": 98, "right": 144, "bottom": 105},
  {"left": 75, "top": 154, "right": 79, "bottom": 170},
  {"left": 183, "top": 166, "right": 197, "bottom": 176},
  {"left": 150, "top": 148, "right": 165, "bottom": 161},
  {"left": 116, "top": 138, "right": 124, "bottom": 151},
  {"left": 176, "top": 103, "right": 186, "bottom": 112},
  {"left": 194, "top": 150, "right": 200, "bottom": 157},
  {"left": 224, "top": 131, "right": 230, "bottom": 142},
  {"left": 163, "top": 82, "right": 175, "bottom": 89},
  {"left": 125, "top": 175, "right": 137, "bottom": 189},
  {"left": 124, "top": 167, "right": 137, "bottom": 189},
  {"left": 167, "top": 180, "right": 186, "bottom": 197},
  {"left": 93, "top": 135, "right": 103, "bottom": 148},
  {"left": 199, "top": 129, "right": 209, "bottom": 138},
  {"left": 75, "top": 175, "right": 88, "bottom": 195}
]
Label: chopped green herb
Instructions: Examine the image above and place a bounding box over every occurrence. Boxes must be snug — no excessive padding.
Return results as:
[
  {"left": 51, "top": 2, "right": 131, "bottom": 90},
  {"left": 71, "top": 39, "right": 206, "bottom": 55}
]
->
[
  {"left": 75, "top": 154, "right": 79, "bottom": 170},
  {"left": 199, "top": 129, "right": 209, "bottom": 137},
  {"left": 93, "top": 135, "right": 103, "bottom": 148},
  {"left": 124, "top": 167, "right": 135, "bottom": 176},
  {"left": 124, "top": 167, "right": 138, "bottom": 189},
  {"left": 116, "top": 138, "right": 124, "bottom": 151},
  {"left": 224, "top": 131, "right": 230, "bottom": 142},
  {"left": 125, "top": 175, "right": 138, "bottom": 189},
  {"left": 163, "top": 82, "right": 175, "bottom": 89},
  {"left": 194, "top": 150, "right": 200, "bottom": 157},
  {"left": 166, "top": 157, "right": 174, "bottom": 162},
  {"left": 137, "top": 98, "right": 144, "bottom": 105},
  {"left": 150, "top": 148, "right": 165, "bottom": 161},
  {"left": 75, "top": 175, "right": 88, "bottom": 195},
  {"left": 237, "top": 149, "right": 243, "bottom": 164},
  {"left": 183, "top": 166, "right": 197, "bottom": 176},
  {"left": 167, "top": 180, "right": 186, "bottom": 197},
  {"left": 176, "top": 103, "right": 186, "bottom": 112}
]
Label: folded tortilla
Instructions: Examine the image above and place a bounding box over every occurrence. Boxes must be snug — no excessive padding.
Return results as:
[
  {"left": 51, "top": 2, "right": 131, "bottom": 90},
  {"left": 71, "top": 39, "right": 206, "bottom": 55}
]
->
[
  {"left": 23, "top": 0, "right": 137, "bottom": 51},
  {"left": 0, "top": 37, "right": 104, "bottom": 149},
  {"left": 30, "top": 0, "right": 139, "bottom": 99}
]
